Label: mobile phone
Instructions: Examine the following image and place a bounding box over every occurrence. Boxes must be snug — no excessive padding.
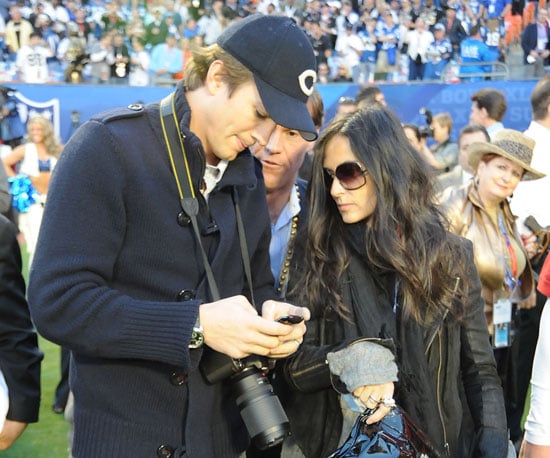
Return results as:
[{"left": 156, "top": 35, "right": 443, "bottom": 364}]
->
[{"left": 276, "top": 314, "right": 304, "bottom": 324}]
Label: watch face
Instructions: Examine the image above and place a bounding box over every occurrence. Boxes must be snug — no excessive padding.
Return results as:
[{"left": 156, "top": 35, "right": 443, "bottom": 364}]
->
[{"left": 189, "top": 329, "right": 204, "bottom": 349}]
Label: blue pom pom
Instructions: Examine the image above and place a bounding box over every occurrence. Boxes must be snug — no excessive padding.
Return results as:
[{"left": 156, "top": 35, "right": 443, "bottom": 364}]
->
[{"left": 8, "top": 174, "right": 41, "bottom": 213}]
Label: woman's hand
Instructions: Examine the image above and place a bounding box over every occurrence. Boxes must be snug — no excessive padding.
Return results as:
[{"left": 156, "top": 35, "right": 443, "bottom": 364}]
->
[
  {"left": 352, "top": 382, "right": 395, "bottom": 424},
  {"left": 521, "top": 233, "right": 539, "bottom": 260}
]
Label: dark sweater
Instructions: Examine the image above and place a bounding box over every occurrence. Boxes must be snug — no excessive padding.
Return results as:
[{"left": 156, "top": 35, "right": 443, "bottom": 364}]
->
[{"left": 28, "top": 85, "right": 276, "bottom": 457}]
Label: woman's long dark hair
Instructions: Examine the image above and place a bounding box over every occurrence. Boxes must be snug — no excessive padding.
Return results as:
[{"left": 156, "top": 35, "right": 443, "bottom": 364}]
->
[{"left": 297, "top": 105, "right": 465, "bottom": 323}]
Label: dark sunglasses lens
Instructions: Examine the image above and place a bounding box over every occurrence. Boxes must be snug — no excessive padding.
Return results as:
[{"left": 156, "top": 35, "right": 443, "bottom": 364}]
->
[{"left": 335, "top": 163, "right": 365, "bottom": 189}]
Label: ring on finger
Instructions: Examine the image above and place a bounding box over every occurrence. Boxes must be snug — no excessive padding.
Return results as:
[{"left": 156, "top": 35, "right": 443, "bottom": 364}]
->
[
  {"left": 382, "top": 397, "right": 396, "bottom": 408},
  {"left": 294, "top": 339, "right": 301, "bottom": 346},
  {"left": 367, "top": 395, "right": 380, "bottom": 405}
]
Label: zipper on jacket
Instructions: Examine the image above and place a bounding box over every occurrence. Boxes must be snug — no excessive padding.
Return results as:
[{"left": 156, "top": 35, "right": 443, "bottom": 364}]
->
[{"left": 436, "top": 330, "right": 450, "bottom": 456}]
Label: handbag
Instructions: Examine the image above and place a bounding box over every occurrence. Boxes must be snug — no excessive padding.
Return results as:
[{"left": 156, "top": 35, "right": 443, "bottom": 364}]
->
[{"left": 327, "top": 405, "right": 441, "bottom": 458}]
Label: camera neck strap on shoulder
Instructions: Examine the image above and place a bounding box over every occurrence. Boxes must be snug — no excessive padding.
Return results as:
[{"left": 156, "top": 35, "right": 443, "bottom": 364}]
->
[{"left": 160, "top": 93, "right": 255, "bottom": 306}]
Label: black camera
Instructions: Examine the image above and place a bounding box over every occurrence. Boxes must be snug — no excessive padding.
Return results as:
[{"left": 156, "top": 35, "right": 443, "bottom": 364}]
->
[
  {"left": 201, "top": 350, "right": 290, "bottom": 450},
  {"left": 419, "top": 107, "right": 434, "bottom": 137}
]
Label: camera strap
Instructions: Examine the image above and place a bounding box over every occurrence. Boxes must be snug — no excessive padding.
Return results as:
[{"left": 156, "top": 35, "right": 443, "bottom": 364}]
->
[{"left": 160, "top": 93, "right": 255, "bottom": 306}]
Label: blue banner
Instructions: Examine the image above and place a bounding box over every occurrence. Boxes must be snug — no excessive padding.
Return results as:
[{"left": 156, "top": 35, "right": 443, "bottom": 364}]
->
[{"left": 7, "top": 81, "right": 538, "bottom": 144}]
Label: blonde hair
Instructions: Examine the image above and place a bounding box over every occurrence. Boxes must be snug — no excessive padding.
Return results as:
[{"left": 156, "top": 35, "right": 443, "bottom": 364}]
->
[
  {"left": 184, "top": 44, "right": 253, "bottom": 95},
  {"left": 432, "top": 112, "right": 453, "bottom": 133},
  {"left": 27, "top": 114, "right": 63, "bottom": 158}
]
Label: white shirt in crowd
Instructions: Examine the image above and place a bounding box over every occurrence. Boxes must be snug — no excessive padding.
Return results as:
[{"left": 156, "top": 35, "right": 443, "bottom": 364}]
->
[{"left": 16, "top": 43, "right": 52, "bottom": 84}]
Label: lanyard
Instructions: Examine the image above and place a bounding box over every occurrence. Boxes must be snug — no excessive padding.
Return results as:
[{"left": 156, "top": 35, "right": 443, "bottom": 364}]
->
[
  {"left": 160, "top": 93, "right": 255, "bottom": 306},
  {"left": 497, "top": 213, "right": 518, "bottom": 291}
]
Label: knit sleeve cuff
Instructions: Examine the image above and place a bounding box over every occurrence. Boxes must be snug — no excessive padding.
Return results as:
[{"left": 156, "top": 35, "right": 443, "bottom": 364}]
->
[{"left": 327, "top": 340, "right": 398, "bottom": 392}]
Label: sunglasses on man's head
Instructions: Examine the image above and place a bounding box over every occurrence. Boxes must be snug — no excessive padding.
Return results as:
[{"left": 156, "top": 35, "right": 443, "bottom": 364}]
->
[{"left": 323, "top": 161, "right": 369, "bottom": 190}]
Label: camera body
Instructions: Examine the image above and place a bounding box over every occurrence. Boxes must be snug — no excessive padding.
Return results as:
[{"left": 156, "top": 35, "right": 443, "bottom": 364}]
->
[
  {"left": 201, "top": 350, "right": 290, "bottom": 450},
  {"left": 418, "top": 107, "right": 434, "bottom": 138}
]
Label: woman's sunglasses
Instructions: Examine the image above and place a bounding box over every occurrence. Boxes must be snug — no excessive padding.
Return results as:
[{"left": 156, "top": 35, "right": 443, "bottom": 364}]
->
[{"left": 323, "top": 162, "right": 369, "bottom": 190}]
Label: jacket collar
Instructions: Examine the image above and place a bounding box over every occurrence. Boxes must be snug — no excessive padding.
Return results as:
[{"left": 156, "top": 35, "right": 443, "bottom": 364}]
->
[{"left": 172, "top": 83, "right": 259, "bottom": 192}]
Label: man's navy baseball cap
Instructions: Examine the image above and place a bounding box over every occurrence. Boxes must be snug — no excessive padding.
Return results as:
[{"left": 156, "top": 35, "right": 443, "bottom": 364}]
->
[{"left": 218, "top": 14, "right": 318, "bottom": 141}]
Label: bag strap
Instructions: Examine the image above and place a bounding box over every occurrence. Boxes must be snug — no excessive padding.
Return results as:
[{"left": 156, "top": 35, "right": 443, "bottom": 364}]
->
[
  {"left": 160, "top": 93, "right": 255, "bottom": 306},
  {"left": 160, "top": 93, "right": 220, "bottom": 301}
]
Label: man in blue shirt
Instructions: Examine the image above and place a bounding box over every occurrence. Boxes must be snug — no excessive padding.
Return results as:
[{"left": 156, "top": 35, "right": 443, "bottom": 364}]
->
[{"left": 459, "top": 24, "right": 498, "bottom": 81}]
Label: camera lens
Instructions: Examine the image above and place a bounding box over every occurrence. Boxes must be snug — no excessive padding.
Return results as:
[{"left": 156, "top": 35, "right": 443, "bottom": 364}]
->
[{"left": 231, "top": 368, "right": 290, "bottom": 450}]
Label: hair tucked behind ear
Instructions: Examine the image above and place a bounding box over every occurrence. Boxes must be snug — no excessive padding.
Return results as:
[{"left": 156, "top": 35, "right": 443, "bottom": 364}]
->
[{"left": 293, "top": 106, "right": 467, "bottom": 324}]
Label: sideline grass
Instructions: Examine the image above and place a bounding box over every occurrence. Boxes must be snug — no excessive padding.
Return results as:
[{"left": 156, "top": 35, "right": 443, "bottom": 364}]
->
[{"left": 3, "top": 245, "right": 70, "bottom": 458}]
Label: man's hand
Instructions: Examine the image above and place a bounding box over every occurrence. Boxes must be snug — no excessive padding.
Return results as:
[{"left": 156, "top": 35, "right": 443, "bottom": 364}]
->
[
  {"left": 0, "top": 419, "right": 28, "bottom": 450},
  {"left": 200, "top": 295, "right": 309, "bottom": 359},
  {"left": 261, "top": 300, "right": 310, "bottom": 358}
]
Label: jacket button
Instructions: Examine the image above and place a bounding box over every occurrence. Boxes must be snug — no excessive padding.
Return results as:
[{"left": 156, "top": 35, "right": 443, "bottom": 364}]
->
[
  {"left": 177, "top": 211, "right": 191, "bottom": 226},
  {"left": 176, "top": 289, "right": 195, "bottom": 302},
  {"left": 170, "top": 371, "right": 187, "bottom": 385},
  {"left": 157, "top": 444, "right": 175, "bottom": 457},
  {"left": 127, "top": 103, "right": 143, "bottom": 111}
]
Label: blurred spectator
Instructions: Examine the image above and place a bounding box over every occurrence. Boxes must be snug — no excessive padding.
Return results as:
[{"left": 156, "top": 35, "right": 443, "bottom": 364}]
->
[
  {"left": 87, "top": 32, "right": 112, "bottom": 84},
  {"left": 441, "top": 5, "right": 467, "bottom": 56},
  {"left": 197, "top": 0, "right": 225, "bottom": 45},
  {"left": 145, "top": 7, "right": 168, "bottom": 47},
  {"left": 521, "top": 7, "right": 550, "bottom": 77},
  {"left": 107, "top": 32, "right": 130, "bottom": 85},
  {"left": 484, "top": 18, "right": 504, "bottom": 58},
  {"left": 404, "top": 16, "right": 434, "bottom": 80},
  {"left": 317, "top": 61, "right": 331, "bottom": 83},
  {"left": 355, "top": 83, "right": 386, "bottom": 108},
  {"left": 335, "top": 22, "right": 364, "bottom": 82},
  {"left": 430, "top": 111, "right": 459, "bottom": 173},
  {"left": 374, "top": 9, "right": 400, "bottom": 80},
  {"left": 129, "top": 37, "right": 150, "bottom": 87},
  {"left": 459, "top": 24, "right": 499, "bottom": 81},
  {"left": 470, "top": 87, "right": 507, "bottom": 139},
  {"left": 126, "top": 8, "right": 146, "bottom": 44},
  {"left": 463, "top": 0, "right": 486, "bottom": 30},
  {"left": 402, "top": 122, "right": 425, "bottom": 153},
  {"left": 182, "top": 17, "right": 200, "bottom": 39},
  {"left": 437, "top": 124, "right": 489, "bottom": 190},
  {"left": 420, "top": 0, "right": 444, "bottom": 30},
  {"left": 15, "top": 31, "right": 52, "bottom": 83},
  {"left": 310, "top": 20, "right": 333, "bottom": 68},
  {"left": 332, "top": 61, "right": 354, "bottom": 81},
  {"left": 100, "top": 1, "right": 126, "bottom": 34},
  {"left": 2, "top": 114, "right": 62, "bottom": 265},
  {"left": 57, "top": 22, "right": 87, "bottom": 83},
  {"left": 43, "top": 0, "right": 70, "bottom": 26},
  {"left": 0, "top": 86, "right": 25, "bottom": 149},
  {"left": 485, "top": 0, "right": 512, "bottom": 21},
  {"left": 72, "top": 7, "right": 93, "bottom": 45},
  {"left": 334, "top": 95, "right": 357, "bottom": 119},
  {"left": 150, "top": 33, "right": 182, "bottom": 84},
  {"left": 162, "top": 12, "right": 181, "bottom": 40},
  {"left": 335, "top": 0, "right": 359, "bottom": 38},
  {"left": 164, "top": 2, "right": 183, "bottom": 32},
  {"left": 5, "top": 6, "right": 33, "bottom": 60},
  {"left": 357, "top": 15, "right": 378, "bottom": 83},
  {"left": 424, "top": 22, "right": 452, "bottom": 79}
]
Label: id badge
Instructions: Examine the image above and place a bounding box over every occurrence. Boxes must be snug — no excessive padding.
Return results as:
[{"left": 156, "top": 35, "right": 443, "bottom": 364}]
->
[{"left": 493, "top": 298, "right": 512, "bottom": 348}]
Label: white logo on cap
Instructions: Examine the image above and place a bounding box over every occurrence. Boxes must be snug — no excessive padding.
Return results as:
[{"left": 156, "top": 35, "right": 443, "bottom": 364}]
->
[{"left": 298, "top": 70, "right": 317, "bottom": 97}]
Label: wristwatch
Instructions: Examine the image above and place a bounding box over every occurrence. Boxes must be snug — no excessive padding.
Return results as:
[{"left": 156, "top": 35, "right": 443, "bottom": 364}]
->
[{"left": 189, "top": 316, "right": 204, "bottom": 349}]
